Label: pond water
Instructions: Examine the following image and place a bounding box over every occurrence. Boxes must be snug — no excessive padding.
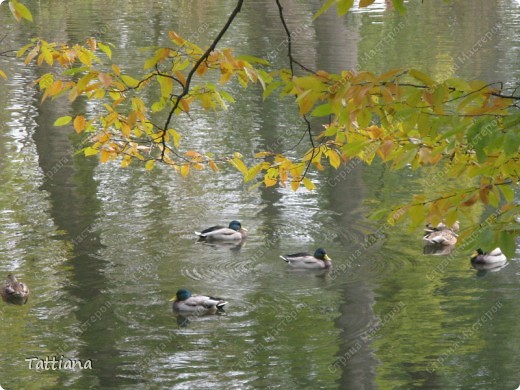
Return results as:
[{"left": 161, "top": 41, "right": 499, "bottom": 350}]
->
[{"left": 1, "top": 1, "right": 519, "bottom": 389}]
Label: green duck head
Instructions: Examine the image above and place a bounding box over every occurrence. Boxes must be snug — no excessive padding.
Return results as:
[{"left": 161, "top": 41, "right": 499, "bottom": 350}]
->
[
  {"left": 470, "top": 248, "right": 484, "bottom": 260},
  {"left": 170, "top": 288, "right": 191, "bottom": 302},
  {"left": 229, "top": 220, "right": 243, "bottom": 231},
  {"left": 314, "top": 248, "right": 331, "bottom": 261}
]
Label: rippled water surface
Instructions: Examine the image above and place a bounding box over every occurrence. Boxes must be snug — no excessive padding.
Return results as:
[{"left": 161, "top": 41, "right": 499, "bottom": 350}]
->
[{"left": 1, "top": 1, "right": 519, "bottom": 389}]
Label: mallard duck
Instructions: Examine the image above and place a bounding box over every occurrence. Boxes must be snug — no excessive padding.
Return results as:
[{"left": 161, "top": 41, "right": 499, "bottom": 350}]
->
[
  {"left": 280, "top": 248, "right": 332, "bottom": 269},
  {"left": 423, "top": 228, "right": 458, "bottom": 246},
  {"left": 470, "top": 248, "right": 507, "bottom": 265},
  {"left": 195, "top": 220, "right": 247, "bottom": 241},
  {"left": 169, "top": 288, "right": 228, "bottom": 314},
  {"left": 1, "top": 274, "right": 29, "bottom": 305}
]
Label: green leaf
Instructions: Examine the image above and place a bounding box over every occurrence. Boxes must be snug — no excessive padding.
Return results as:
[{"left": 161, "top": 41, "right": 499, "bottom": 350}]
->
[
  {"left": 439, "top": 123, "right": 466, "bottom": 140},
  {"left": 219, "top": 90, "right": 236, "bottom": 103},
  {"left": 342, "top": 141, "right": 368, "bottom": 156},
  {"left": 13, "top": 0, "right": 33, "bottom": 21},
  {"left": 311, "top": 103, "right": 332, "bottom": 117},
  {"left": 391, "top": 0, "right": 406, "bottom": 13},
  {"left": 16, "top": 42, "right": 33, "bottom": 57},
  {"left": 497, "top": 230, "right": 515, "bottom": 260},
  {"left": 445, "top": 77, "right": 471, "bottom": 92},
  {"left": 392, "top": 148, "right": 416, "bottom": 170},
  {"left": 262, "top": 81, "right": 283, "bottom": 100},
  {"left": 368, "top": 207, "right": 391, "bottom": 221},
  {"left": 54, "top": 116, "right": 72, "bottom": 126},
  {"left": 144, "top": 56, "right": 159, "bottom": 70},
  {"left": 503, "top": 131, "right": 520, "bottom": 156},
  {"left": 245, "top": 163, "right": 264, "bottom": 182},
  {"left": 409, "top": 69, "right": 434, "bottom": 86},
  {"left": 356, "top": 108, "right": 372, "bottom": 128},
  {"left": 236, "top": 55, "right": 270, "bottom": 66},
  {"left": 499, "top": 184, "right": 514, "bottom": 202},
  {"left": 337, "top": 0, "right": 355, "bottom": 15},
  {"left": 98, "top": 42, "right": 112, "bottom": 59},
  {"left": 474, "top": 226, "right": 494, "bottom": 250},
  {"left": 83, "top": 147, "right": 99, "bottom": 156},
  {"left": 312, "top": 0, "right": 335, "bottom": 20}
]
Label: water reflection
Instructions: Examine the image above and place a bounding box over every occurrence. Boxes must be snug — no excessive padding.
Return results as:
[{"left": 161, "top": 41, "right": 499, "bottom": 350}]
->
[{"left": 0, "top": 0, "right": 519, "bottom": 389}]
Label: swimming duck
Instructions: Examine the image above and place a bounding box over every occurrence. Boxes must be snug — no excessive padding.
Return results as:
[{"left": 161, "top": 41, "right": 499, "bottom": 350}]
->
[
  {"left": 1, "top": 274, "right": 29, "bottom": 305},
  {"left": 170, "top": 288, "right": 228, "bottom": 314},
  {"left": 423, "top": 225, "right": 458, "bottom": 246},
  {"left": 280, "top": 248, "right": 332, "bottom": 269},
  {"left": 195, "top": 220, "right": 247, "bottom": 241},
  {"left": 470, "top": 248, "right": 507, "bottom": 265}
]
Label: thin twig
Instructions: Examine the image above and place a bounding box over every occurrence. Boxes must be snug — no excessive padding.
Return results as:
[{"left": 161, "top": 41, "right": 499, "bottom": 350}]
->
[{"left": 160, "top": 0, "right": 245, "bottom": 160}]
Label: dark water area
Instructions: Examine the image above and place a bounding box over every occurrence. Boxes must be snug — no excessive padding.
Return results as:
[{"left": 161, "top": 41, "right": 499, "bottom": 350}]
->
[{"left": 0, "top": 1, "right": 519, "bottom": 389}]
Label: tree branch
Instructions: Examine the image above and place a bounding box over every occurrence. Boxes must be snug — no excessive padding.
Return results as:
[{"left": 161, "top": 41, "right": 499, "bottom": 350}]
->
[{"left": 160, "top": 0, "right": 244, "bottom": 160}]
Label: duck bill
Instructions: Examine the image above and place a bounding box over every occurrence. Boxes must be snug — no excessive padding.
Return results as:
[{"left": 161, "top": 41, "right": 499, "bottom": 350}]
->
[
  {"left": 324, "top": 255, "right": 332, "bottom": 261},
  {"left": 168, "top": 296, "right": 178, "bottom": 302},
  {"left": 241, "top": 227, "right": 248, "bottom": 232}
]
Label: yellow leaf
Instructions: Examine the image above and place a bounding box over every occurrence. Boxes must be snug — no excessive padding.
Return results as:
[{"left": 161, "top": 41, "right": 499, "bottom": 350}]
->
[
  {"left": 73, "top": 115, "right": 86, "bottom": 133},
  {"left": 158, "top": 75, "right": 173, "bottom": 98},
  {"left": 47, "top": 80, "right": 63, "bottom": 97},
  {"left": 121, "top": 75, "right": 139, "bottom": 88},
  {"left": 230, "top": 157, "right": 248, "bottom": 175},
  {"left": 145, "top": 160, "right": 155, "bottom": 171},
  {"left": 77, "top": 49, "right": 92, "bottom": 66},
  {"left": 291, "top": 180, "right": 301, "bottom": 191},
  {"left": 112, "top": 64, "right": 121, "bottom": 76},
  {"left": 264, "top": 176, "right": 278, "bottom": 187},
  {"left": 168, "top": 31, "right": 186, "bottom": 46},
  {"left": 328, "top": 149, "right": 341, "bottom": 169},
  {"left": 121, "top": 156, "right": 131, "bottom": 168},
  {"left": 303, "top": 178, "right": 316, "bottom": 190},
  {"left": 180, "top": 164, "right": 190, "bottom": 177},
  {"left": 100, "top": 149, "right": 111, "bottom": 163},
  {"left": 93, "top": 88, "right": 106, "bottom": 99},
  {"left": 254, "top": 151, "right": 272, "bottom": 158},
  {"left": 169, "top": 129, "right": 181, "bottom": 148},
  {"left": 0, "top": 69, "right": 6, "bottom": 79},
  {"left": 359, "top": 0, "right": 376, "bottom": 6}
]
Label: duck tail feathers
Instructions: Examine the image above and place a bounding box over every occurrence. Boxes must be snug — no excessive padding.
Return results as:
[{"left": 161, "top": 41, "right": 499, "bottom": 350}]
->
[
  {"left": 216, "top": 301, "right": 228, "bottom": 309},
  {"left": 279, "top": 255, "right": 289, "bottom": 263}
]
